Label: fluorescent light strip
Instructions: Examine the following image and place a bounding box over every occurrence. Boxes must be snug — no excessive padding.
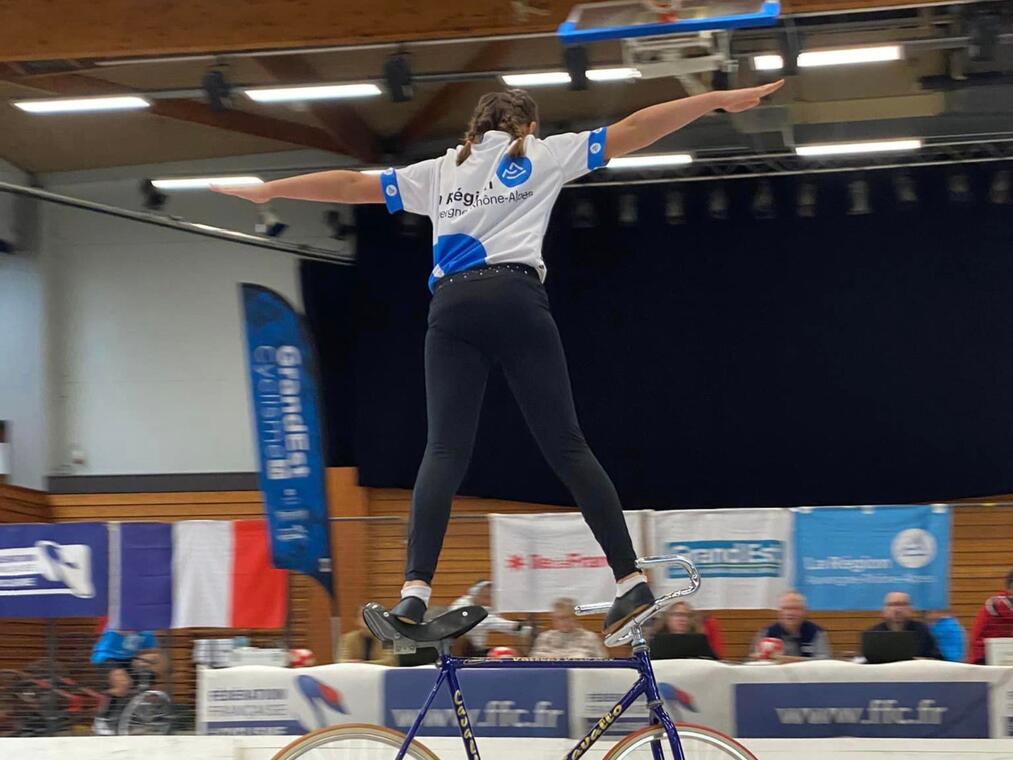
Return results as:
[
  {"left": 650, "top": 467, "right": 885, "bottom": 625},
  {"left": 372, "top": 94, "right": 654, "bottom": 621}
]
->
[
  {"left": 607, "top": 153, "right": 693, "bottom": 169},
  {"left": 753, "top": 55, "right": 785, "bottom": 71},
  {"left": 14, "top": 96, "right": 150, "bottom": 114},
  {"left": 753, "top": 45, "right": 903, "bottom": 72},
  {"left": 586, "top": 67, "right": 642, "bottom": 82},
  {"left": 796, "top": 139, "right": 922, "bottom": 157},
  {"left": 152, "top": 176, "right": 263, "bottom": 190},
  {"left": 799, "top": 45, "right": 902, "bottom": 67},
  {"left": 502, "top": 67, "right": 643, "bottom": 87},
  {"left": 244, "top": 83, "right": 382, "bottom": 103},
  {"left": 500, "top": 71, "right": 572, "bottom": 87}
]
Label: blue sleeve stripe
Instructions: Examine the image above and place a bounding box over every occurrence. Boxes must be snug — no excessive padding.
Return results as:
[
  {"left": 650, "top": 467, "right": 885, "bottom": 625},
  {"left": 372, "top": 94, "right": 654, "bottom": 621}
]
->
[
  {"left": 587, "top": 127, "right": 608, "bottom": 170},
  {"left": 380, "top": 168, "right": 404, "bottom": 214}
]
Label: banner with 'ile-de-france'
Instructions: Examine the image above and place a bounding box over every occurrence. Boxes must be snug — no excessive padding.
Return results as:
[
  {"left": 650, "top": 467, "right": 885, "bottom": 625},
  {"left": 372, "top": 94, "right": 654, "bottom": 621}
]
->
[
  {"left": 240, "top": 284, "right": 333, "bottom": 594},
  {"left": 490, "top": 512, "right": 650, "bottom": 612}
]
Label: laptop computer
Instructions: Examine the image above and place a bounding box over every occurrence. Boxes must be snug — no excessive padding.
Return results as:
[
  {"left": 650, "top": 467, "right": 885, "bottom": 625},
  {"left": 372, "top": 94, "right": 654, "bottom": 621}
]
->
[
  {"left": 862, "top": 630, "right": 919, "bottom": 663},
  {"left": 650, "top": 633, "right": 715, "bottom": 660}
]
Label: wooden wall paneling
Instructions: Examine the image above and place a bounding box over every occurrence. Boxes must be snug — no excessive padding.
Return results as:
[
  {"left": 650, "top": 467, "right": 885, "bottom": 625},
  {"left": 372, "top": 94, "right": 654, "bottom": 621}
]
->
[{"left": 358, "top": 490, "right": 1013, "bottom": 661}]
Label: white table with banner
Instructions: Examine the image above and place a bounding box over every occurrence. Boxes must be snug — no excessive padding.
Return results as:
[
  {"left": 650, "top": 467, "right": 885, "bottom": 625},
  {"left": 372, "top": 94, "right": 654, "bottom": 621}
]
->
[{"left": 198, "top": 659, "right": 1013, "bottom": 740}]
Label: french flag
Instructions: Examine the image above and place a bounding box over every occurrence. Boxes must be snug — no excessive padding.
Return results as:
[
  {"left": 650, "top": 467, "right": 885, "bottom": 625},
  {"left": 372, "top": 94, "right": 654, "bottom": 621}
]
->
[{"left": 108, "top": 520, "right": 288, "bottom": 630}]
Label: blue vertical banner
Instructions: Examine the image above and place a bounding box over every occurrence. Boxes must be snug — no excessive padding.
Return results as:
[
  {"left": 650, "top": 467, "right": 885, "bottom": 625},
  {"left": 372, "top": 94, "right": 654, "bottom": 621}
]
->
[
  {"left": 0, "top": 523, "right": 108, "bottom": 618},
  {"left": 240, "top": 284, "right": 333, "bottom": 595},
  {"left": 793, "top": 506, "right": 950, "bottom": 611}
]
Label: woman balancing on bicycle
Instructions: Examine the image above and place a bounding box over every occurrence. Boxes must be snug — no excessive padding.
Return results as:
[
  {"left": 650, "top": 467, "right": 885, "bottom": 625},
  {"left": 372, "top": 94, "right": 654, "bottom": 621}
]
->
[{"left": 215, "top": 80, "right": 783, "bottom": 634}]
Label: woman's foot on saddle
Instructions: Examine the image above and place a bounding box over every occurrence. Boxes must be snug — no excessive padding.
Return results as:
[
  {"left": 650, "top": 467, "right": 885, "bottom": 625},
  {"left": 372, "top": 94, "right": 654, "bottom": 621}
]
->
[
  {"left": 392, "top": 582, "right": 432, "bottom": 625},
  {"left": 603, "top": 575, "right": 654, "bottom": 635}
]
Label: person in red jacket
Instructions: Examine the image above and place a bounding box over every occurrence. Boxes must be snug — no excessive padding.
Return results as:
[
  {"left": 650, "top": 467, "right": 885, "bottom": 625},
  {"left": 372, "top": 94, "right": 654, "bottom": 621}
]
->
[{"left": 968, "top": 569, "right": 1013, "bottom": 664}]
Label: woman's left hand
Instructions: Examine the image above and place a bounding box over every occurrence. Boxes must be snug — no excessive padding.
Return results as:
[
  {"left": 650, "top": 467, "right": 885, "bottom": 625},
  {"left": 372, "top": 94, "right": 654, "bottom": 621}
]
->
[{"left": 714, "top": 80, "right": 785, "bottom": 113}]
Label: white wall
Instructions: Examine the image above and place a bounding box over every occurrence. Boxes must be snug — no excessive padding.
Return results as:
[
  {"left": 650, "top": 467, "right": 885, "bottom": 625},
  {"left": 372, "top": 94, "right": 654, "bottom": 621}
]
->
[
  {"left": 42, "top": 151, "right": 354, "bottom": 476},
  {"left": 0, "top": 160, "right": 48, "bottom": 489}
]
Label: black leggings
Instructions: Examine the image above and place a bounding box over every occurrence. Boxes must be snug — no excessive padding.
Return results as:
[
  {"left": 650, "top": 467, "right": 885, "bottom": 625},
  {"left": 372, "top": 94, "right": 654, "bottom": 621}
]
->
[{"left": 405, "top": 266, "right": 639, "bottom": 584}]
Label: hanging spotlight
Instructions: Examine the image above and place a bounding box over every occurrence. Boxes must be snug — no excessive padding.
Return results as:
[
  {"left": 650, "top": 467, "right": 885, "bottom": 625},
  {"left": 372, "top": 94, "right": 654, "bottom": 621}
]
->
[
  {"left": 752, "top": 181, "right": 776, "bottom": 220},
  {"left": 664, "top": 190, "right": 685, "bottom": 225},
  {"left": 202, "top": 66, "right": 233, "bottom": 112},
  {"left": 712, "top": 65, "right": 735, "bottom": 91},
  {"left": 563, "top": 45, "right": 589, "bottom": 91},
  {"left": 572, "top": 197, "right": 597, "bottom": 229},
  {"left": 989, "top": 170, "right": 1010, "bottom": 204},
  {"left": 778, "top": 22, "right": 802, "bottom": 76},
  {"left": 708, "top": 187, "right": 729, "bottom": 221},
  {"left": 325, "top": 209, "right": 355, "bottom": 240},
  {"left": 948, "top": 173, "right": 973, "bottom": 205},
  {"left": 256, "top": 206, "right": 288, "bottom": 237},
  {"left": 618, "top": 193, "right": 638, "bottom": 226},
  {"left": 848, "top": 179, "right": 871, "bottom": 215},
  {"left": 383, "top": 53, "right": 414, "bottom": 103},
  {"left": 893, "top": 172, "right": 918, "bottom": 208},
  {"left": 796, "top": 181, "right": 817, "bottom": 218},
  {"left": 139, "top": 179, "right": 167, "bottom": 211}
]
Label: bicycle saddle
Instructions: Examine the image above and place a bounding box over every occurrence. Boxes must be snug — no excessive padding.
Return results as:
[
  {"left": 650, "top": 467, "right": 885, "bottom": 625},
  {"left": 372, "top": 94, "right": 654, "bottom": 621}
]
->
[{"left": 362, "top": 602, "right": 488, "bottom": 654}]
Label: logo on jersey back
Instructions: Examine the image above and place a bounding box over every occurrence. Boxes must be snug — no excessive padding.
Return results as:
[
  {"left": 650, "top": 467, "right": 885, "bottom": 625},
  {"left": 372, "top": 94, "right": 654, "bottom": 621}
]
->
[{"left": 496, "top": 156, "right": 533, "bottom": 188}]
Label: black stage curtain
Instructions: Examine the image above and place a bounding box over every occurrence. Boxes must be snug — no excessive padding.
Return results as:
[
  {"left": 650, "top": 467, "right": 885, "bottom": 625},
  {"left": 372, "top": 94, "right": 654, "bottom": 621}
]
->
[{"left": 301, "top": 164, "right": 1013, "bottom": 507}]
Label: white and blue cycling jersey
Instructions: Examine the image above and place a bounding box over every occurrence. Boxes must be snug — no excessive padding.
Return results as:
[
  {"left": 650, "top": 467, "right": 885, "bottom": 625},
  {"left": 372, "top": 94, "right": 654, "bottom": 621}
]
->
[{"left": 379, "top": 128, "right": 608, "bottom": 291}]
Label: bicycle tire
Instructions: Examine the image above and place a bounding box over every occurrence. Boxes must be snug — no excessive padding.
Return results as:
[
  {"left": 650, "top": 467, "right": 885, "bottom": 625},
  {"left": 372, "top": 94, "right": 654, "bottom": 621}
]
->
[
  {"left": 604, "top": 722, "right": 759, "bottom": 760},
  {"left": 117, "top": 689, "right": 172, "bottom": 735},
  {"left": 271, "top": 723, "right": 441, "bottom": 760}
]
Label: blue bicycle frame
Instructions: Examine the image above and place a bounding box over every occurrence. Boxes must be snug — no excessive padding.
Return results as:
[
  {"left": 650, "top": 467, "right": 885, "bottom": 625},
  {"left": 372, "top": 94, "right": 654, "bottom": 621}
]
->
[{"left": 393, "top": 646, "right": 685, "bottom": 760}]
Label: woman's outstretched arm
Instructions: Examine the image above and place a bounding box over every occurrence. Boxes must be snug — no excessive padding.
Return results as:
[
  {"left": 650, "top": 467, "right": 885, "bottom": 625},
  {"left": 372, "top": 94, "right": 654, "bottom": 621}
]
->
[
  {"left": 605, "top": 80, "right": 784, "bottom": 161},
  {"left": 210, "top": 169, "right": 383, "bottom": 205}
]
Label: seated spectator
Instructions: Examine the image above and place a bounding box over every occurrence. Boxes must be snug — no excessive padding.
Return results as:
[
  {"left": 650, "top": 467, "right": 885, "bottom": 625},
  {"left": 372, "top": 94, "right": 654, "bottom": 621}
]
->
[
  {"left": 651, "top": 601, "right": 719, "bottom": 660},
  {"left": 926, "top": 609, "right": 967, "bottom": 663},
  {"left": 863, "top": 592, "right": 942, "bottom": 660},
  {"left": 340, "top": 604, "right": 395, "bottom": 665},
  {"left": 751, "top": 591, "right": 831, "bottom": 661},
  {"left": 968, "top": 569, "right": 1013, "bottom": 664},
  {"left": 90, "top": 623, "right": 164, "bottom": 735},
  {"left": 530, "top": 598, "right": 606, "bottom": 659}
]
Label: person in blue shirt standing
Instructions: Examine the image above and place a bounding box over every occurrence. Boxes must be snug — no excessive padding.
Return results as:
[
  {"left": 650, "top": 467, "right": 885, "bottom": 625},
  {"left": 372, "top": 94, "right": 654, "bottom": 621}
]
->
[
  {"left": 215, "top": 79, "right": 783, "bottom": 634},
  {"left": 926, "top": 609, "right": 967, "bottom": 662},
  {"left": 91, "top": 625, "right": 163, "bottom": 734}
]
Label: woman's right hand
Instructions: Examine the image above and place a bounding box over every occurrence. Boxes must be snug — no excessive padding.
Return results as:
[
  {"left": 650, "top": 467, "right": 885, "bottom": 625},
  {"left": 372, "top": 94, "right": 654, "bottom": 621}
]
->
[{"left": 210, "top": 182, "right": 274, "bottom": 204}]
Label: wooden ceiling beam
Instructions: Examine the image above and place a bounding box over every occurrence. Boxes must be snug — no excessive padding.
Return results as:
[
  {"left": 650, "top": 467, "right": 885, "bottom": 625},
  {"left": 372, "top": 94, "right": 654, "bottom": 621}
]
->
[{"left": 0, "top": 0, "right": 957, "bottom": 63}]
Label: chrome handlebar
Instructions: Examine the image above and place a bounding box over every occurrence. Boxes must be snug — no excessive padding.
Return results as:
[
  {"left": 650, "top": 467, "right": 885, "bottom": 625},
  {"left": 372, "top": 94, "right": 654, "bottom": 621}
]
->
[{"left": 574, "top": 555, "right": 702, "bottom": 648}]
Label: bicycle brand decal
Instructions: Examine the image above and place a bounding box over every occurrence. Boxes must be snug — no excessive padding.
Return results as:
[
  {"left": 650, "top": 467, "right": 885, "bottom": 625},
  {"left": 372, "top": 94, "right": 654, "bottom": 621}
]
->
[
  {"left": 454, "top": 689, "right": 480, "bottom": 760},
  {"left": 569, "top": 701, "right": 624, "bottom": 759}
]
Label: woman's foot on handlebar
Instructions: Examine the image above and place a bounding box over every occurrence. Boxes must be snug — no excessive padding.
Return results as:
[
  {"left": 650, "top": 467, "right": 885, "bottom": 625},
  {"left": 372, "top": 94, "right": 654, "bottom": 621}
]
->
[{"left": 603, "top": 581, "right": 654, "bottom": 635}]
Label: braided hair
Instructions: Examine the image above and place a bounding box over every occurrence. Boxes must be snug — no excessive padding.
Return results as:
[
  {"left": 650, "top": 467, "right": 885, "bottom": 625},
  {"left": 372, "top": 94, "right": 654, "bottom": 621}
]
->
[{"left": 456, "top": 89, "right": 539, "bottom": 166}]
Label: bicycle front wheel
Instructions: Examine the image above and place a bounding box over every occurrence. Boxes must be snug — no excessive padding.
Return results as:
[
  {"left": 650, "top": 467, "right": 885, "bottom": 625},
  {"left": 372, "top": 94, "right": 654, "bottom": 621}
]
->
[
  {"left": 604, "top": 722, "right": 758, "bottom": 760},
  {"left": 271, "top": 723, "right": 441, "bottom": 760}
]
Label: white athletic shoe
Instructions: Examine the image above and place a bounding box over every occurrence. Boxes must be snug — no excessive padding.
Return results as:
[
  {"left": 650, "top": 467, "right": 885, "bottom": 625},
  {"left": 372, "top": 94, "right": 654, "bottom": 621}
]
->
[{"left": 92, "top": 716, "right": 115, "bottom": 736}]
